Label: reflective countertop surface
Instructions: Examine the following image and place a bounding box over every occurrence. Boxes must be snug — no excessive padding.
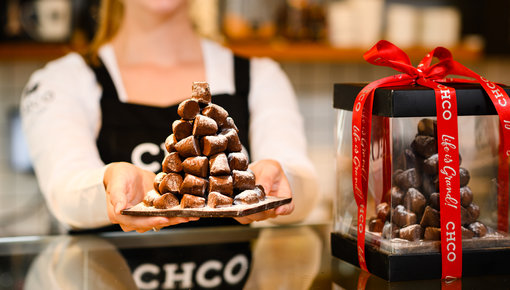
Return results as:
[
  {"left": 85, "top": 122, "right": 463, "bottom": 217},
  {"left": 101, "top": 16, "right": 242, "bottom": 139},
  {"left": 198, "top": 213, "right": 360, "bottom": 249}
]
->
[{"left": 1, "top": 222, "right": 510, "bottom": 290}]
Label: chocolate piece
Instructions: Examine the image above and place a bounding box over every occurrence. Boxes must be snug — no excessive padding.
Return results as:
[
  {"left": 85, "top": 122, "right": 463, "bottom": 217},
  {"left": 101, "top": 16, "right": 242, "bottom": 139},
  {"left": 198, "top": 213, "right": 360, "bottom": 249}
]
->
[
  {"left": 208, "top": 175, "right": 234, "bottom": 197},
  {"left": 403, "top": 188, "right": 426, "bottom": 215},
  {"left": 421, "top": 176, "right": 436, "bottom": 197},
  {"left": 172, "top": 119, "right": 193, "bottom": 141},
  {"left": 369, "top": 218, "right": 384, "bottom": 232},
  {"left": 154, "top": 193, "right": 180, "bottom": 209},
  {"left": 201, "top": 135, "right": 228, "bottom": 156},
  {"left": 191, "top": 82, "right": 211, "bottom": 105},
  {"left": 143, "top": 190, "right": 161, "bottom": 206},
  {"left": 182, "top": 156, "right": 209, "bottom": 178},
  {"left": 162, "top": 152, "right": 183, "bottom": 173},
  {"left": 467, "top": 203, "right": 480, "bottom": 221},
  {"left": 417, "top": 118, "right": 436, "bottom": 137},
  {"left": 233, "top": 170, "right": 256, "bottom": 191},
  {"left": 428, "top": 192, "right": 440, "bottom": 210},
  {"left": 460, "top": 186, "right": 473, "bottom": 207},
  {"left": 254, "top": 184, "right": 266, "bottom": 200},
  {"left": 207, "top": 192, "right": 234, "bottom": 208},
  {"left": 202, "top": 104, "right": 228, "bottom": 127},
  {"left": 391, "top": 187, "right": 404, "bottom": 208},
  {"left": 399, "top": 224, "right": 423, "bottom": 241},
  {"left": 177, "top": 99, "right": 200, "bottom": 120},
  {"left": 468, "top": 222, "right": 487, "bottom": 237},
  {"left": 404, "top": 149, "right": 417, "bottom": 169},
  {"left": 424, "top": 226, "right": 475, "bottom": 241},
  {"left": 424, "top": 227, "right": 441, "bottom": 240},
  {"left": 209, "top": 153, "right": 231, "bottom": 176},
  {"left": 234, "top": 189, "right": 261, "bottom": 205},
  {"left": 179, "top": 174, "right": 208, "bottom": 197},
  {"left": 462, "top": 226, "right": 475, "bottom": 239},
  {"left": 193, "top": 115, "right": 218, "bottom": 136},
  {"left": 392, "top": 205, "right": 417, "bottom": 227},
  {"left": 164, "top": 134, "right": 177, "bottom": 153},
  {"left": 159, "top": 173, "right": 183, "bottom": 194},
  {"left": 434, "top": 168, "right": 469, "bottom": 189},
  {"left": 382, "top": 222, "right": 399, "bottom": 239},
  {"left": 420, "top": 206, "right": 440, "bottom": 228},
  {"left": 221, "top": 117, "right": 239, "bottom": 133},
  {"left": 424, "top": 154, "right": 462, "bottom": 175},
  {"left": 175, "top": 136, "right": 201, "bottom": 158},
  {"left": 228, "top": 152, "right": 249, "bottom": 171},
  {"left": 394, "top": 168, "right": 422, "bottom": 190},
  {"left": 459, "top": 167, "right": 470, "bottom": 187},
  {"left": 220, "top": 129, "right": 243, "bottom": 152},
  {"left": 461, "top": 206, "right": 476, "bottom": 226},
  {"left": 180, "top": 194, "right": 206, "bottom": 208},
  {"left": 423, "top": 154, "right": 438, "bottom": 175},
  {"left": 411, "top": 135, "right": 437, "bottom": 158},
  {"left": 433, "top": 175, "right": 439, "bottom": 191},
  {"left": 392, "top": 169, "right": 403, "bottom": 183},
  {"left": 376, "top": 202, "right": 390, "bottom": 221},
  {"left": 154, "top": 172, "right": 167, "bottom": 194}
]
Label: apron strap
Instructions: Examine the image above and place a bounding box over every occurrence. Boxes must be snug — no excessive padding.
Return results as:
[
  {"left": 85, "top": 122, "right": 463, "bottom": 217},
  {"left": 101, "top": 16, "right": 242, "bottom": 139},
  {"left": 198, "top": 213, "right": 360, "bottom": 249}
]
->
[
  {"left": 234, "top": 56, "right": 250, "bottom": 98},
  {"left": 90, "top": 61, "right": 121, "bottom": 104}
]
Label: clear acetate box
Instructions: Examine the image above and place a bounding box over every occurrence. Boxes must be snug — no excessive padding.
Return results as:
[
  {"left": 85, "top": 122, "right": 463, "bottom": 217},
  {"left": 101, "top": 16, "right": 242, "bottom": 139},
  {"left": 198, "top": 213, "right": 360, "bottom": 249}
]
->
[{"left": 331, "top": 83, "right": 510, "bottom": 281}]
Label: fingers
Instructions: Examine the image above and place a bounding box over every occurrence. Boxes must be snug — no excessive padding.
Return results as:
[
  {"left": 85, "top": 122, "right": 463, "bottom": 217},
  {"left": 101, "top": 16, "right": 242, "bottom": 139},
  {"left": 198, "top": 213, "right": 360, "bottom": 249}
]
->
[
  {"left": 250, "top": 160, "right": 281, "bottom": 195},
  {"left": 235, "top": 209, "right": 278, "bottom": 224},
  {"left": 240, "top": 159, "right": 295, "bottom": 223},
  {"left": 275, "top": 201, "right": 295, "bottom": 216},
  {"left": 117, "top": 215, "right": 199, "bottom": 232},
  {"left": 250, "top": 159, "right": 292, "bottom": 199},
  {"left": 107, "top": 193, "right": 199, "bottom": 232},
  {"left": 105, "top": 162, "right": 187, "bottom": 232}
]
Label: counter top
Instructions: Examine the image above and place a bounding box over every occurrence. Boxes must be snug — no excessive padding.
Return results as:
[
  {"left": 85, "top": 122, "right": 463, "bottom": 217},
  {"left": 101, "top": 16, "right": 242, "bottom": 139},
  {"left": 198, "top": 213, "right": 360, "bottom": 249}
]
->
[{"left": 0, "top": 223, "right": 509, "bottom": 289}]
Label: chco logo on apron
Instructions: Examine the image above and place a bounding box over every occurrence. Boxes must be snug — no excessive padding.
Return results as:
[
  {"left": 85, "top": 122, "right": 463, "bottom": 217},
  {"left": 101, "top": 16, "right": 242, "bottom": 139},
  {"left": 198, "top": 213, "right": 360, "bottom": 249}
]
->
[{"left": 131, "top": 142, "right": 167, "bottom": 172}]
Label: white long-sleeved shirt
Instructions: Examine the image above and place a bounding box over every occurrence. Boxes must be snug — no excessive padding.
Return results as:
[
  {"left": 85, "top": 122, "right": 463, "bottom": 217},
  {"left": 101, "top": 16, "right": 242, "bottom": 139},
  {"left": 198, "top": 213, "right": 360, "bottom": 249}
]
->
[{"left": 20, "top": 39, "right": 318, "bottom": 230}]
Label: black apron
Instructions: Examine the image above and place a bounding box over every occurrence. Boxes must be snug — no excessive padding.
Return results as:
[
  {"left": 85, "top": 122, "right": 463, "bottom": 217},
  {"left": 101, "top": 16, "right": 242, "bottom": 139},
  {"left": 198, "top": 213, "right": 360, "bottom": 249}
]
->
[{"left": 83, "top": 56, "right": 253, "bottom": 289}]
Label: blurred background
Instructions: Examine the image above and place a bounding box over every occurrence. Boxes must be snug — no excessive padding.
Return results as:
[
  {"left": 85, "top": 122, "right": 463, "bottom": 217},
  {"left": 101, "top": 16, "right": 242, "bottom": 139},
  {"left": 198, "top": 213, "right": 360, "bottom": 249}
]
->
[{"left": 1, "top": 0, "right": 510, "bottom": 237}]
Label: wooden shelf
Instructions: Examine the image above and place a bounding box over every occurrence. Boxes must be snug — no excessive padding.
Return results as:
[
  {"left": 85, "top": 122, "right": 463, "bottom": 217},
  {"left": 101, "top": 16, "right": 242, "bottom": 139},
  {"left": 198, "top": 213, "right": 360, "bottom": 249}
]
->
[
  {"left": 0, "top": 42, "right": 81, "bottom": 61},
  {"left": 0, "top": 42, "right": 483, "bottom": 63},
  {"left": 226, "top": 42, "right": 483, "bottom": 63}
]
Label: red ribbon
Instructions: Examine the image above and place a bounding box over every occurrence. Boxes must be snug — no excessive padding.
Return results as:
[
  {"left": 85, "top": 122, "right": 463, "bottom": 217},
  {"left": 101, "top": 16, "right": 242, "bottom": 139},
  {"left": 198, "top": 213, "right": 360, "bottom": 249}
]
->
[{"left": 352, "top": 40, "right": 510, "bottom": 279}]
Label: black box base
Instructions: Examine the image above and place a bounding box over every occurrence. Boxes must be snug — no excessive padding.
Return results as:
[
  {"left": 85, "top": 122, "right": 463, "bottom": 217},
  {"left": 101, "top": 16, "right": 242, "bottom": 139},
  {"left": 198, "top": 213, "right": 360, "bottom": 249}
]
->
[{"left": 331, "top": 232, "right": 510, "bottom": 281}]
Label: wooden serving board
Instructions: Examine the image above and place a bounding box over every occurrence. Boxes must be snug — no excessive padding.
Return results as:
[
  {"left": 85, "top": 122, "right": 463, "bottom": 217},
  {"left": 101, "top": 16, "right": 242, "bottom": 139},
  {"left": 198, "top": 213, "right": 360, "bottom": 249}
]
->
[{"left": 121, "top": 196, "right": 292, "bottom": 218}]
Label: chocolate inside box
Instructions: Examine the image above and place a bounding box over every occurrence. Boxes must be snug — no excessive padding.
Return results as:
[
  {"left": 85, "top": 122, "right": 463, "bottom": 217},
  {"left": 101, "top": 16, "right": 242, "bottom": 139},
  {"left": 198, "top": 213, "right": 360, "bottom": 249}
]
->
[{"left": 332, "top": 83, "right": 510, "bottom": 281}]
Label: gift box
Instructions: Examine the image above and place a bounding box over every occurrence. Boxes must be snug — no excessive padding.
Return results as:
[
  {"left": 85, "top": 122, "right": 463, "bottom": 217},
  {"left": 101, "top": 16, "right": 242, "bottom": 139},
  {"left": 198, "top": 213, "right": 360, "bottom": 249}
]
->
[{"left": 331, "top": 41, "right": 510, "bottom": 282}]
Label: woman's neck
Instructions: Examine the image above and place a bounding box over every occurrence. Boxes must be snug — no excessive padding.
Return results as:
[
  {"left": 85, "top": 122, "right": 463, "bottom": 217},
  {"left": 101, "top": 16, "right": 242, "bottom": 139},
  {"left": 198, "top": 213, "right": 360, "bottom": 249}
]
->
[{"left": 112, "top": 5, "right": 202, "bottom": 67}]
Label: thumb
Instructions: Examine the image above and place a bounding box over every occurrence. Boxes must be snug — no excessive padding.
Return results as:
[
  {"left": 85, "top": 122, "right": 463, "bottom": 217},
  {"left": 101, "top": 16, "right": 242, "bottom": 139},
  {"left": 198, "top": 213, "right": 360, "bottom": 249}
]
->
[
  {"left": 253, "top": 164, "right": 281, "bottom": 195},
  {"left": 106, "top": 180, "right": 128, "bottom": 214}
]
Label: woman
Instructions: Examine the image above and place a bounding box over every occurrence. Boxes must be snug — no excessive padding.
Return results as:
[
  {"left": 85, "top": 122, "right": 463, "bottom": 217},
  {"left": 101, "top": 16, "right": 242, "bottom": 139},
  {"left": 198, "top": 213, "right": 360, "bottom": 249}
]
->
[{"left": 21, "top": 0, "right": 318, "bottom": 233}]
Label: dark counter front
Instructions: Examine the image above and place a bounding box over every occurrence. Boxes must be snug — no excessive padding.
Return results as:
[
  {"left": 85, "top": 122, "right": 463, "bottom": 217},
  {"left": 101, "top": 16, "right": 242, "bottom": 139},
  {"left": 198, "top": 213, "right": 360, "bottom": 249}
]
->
[
  {"left": 0, "top": 224, "right": 331, "bottom": 290},
  {"left": 1, "top": 223, "right": 510, "bottom": 289}
]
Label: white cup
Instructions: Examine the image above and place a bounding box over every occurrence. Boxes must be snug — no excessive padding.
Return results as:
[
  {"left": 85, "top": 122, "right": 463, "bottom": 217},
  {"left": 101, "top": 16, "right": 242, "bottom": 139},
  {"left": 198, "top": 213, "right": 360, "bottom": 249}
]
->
[
  {"left": 22, "top": 0, "right": 72, "bottom": 42},
  {"left": 420, "top": 6, "right": 461, "bottom": 48},
  {"left": 386, "top": 3, "right": 420, "bottom": 49}
]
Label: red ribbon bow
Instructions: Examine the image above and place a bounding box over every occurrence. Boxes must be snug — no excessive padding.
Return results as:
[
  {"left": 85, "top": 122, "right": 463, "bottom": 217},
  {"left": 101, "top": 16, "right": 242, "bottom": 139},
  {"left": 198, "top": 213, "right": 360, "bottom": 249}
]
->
[{"left": 352, "top": 40, "right": 510, "bottom": 280}]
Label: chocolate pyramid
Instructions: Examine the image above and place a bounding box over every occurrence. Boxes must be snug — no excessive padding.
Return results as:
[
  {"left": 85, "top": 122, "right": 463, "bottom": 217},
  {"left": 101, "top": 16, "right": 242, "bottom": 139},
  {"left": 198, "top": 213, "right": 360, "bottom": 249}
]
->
[{"left": 142, "top": 82, "right": 265, "bottom": 210}]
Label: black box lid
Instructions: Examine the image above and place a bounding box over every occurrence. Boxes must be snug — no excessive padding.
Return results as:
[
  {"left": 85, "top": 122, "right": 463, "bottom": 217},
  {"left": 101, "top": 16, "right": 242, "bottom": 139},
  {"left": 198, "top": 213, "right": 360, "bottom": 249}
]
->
[{"left": 333, "top": 83, "right": 510, "bottom": 117}]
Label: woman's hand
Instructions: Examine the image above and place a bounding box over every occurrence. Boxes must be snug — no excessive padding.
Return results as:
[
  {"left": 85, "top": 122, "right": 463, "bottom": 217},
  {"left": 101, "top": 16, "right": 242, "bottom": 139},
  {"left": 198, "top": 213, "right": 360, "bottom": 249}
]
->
[
  {"left": 104, "top": 162, "right": 197, "bottom": 232},
  {"left": 235, "top": 159, "right": 295, "bottom": 224}
]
